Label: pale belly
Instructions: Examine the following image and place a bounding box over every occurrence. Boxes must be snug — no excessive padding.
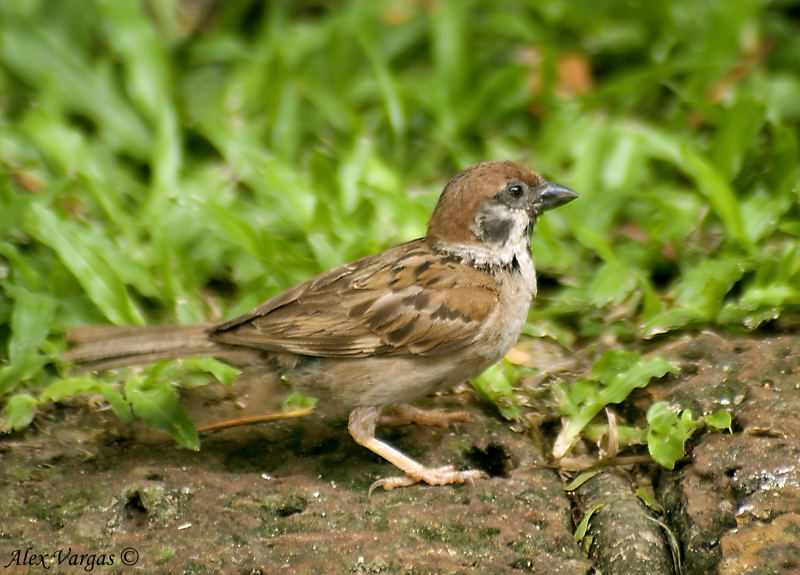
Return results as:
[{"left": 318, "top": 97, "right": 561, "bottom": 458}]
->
[{"left": 286, "top": 350, "right": 494, "bottom": 406}]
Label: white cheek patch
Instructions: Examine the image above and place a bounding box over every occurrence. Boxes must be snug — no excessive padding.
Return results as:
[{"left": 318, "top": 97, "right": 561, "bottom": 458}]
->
[{"left": 427, "top": 204, "right": 532, "bottom": 273}]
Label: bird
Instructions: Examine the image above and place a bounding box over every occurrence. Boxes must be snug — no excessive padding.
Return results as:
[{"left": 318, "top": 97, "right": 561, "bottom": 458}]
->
[{"left": 64, "top": 161, "right": 578, "bottom": 491}]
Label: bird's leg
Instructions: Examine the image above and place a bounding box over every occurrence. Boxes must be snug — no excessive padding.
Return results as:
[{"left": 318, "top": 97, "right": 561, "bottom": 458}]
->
[
  {"left": 348, "top": 406, "right": 487, "bottom": 493},
  {"left": 377, "top": 404, "right": 472, "bottom": 428}
]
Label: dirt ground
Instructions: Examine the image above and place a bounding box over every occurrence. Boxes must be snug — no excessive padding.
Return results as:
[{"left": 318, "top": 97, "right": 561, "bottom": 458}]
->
[{"left": 1, "top": 331, "right": 798, "bottom": 575}]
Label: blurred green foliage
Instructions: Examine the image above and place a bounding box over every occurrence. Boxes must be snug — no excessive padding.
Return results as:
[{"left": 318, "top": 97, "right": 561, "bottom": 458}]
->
[{"left": 1, "top": 0, "right": 798, "bottom": 441}]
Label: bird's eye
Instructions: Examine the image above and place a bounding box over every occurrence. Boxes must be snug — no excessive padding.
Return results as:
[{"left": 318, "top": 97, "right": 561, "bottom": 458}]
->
[{"left": 507, "top": 184, "right": 524, "bottom": 198}]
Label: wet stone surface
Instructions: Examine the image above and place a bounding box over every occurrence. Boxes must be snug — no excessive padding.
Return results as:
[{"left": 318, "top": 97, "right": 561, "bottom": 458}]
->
[
  {"left": 1, "top": 332, "right": 798, "bottom": 574},
  {"left": 0, "top": 396, "right": 590, "bottom": 574},
  {"left": 652, "top": 332, "right": 800, "bottom": 575}
]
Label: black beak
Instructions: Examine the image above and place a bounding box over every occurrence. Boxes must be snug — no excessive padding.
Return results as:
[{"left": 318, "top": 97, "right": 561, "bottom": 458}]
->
[{"left": 535, "top": 180, "right": 579, "bottom": 213}]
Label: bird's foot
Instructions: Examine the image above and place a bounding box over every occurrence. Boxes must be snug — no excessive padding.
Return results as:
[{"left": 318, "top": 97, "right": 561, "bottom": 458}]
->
[
  {"left": 369, "top": 465, "right": 486, "bottom": 494},
  {"left": 377, "top": 404, "right": 472, "bottom": 428}
]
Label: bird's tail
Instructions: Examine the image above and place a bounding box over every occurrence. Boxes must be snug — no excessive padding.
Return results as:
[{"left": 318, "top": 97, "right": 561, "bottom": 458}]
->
[{"left": 63, "top": 324, "right": 221, "bottom": 371}]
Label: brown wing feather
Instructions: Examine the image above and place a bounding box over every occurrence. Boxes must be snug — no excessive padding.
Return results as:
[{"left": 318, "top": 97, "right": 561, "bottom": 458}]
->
[{"left": 210, "top": 239, "right": 498, "bottom": 357}]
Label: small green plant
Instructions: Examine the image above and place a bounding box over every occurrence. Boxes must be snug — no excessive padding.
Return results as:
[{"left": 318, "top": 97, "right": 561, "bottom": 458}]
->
[
  {"left": 573, "top": 503, "right": 604, "bottom": 551},
  {"left": 471, "top": 359, "right": 527, "bottom": 420},
  {"left": 552, "top": 350, "right": 678, "bottom": 459},
  {"left": 646, "top": 402, "right": 732, "bottom": 469},
  {"left": 552, "top": 350, "right": 731, "bottom": 468}
]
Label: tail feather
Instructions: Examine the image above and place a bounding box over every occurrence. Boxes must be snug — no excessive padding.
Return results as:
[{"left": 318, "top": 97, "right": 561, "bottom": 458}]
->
[{"left": 64, "top": 324, "right": 220, "bottom": 371}]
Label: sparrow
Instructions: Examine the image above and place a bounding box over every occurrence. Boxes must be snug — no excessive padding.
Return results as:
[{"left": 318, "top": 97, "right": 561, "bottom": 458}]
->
[{"left": 64, "top": 161, "right": 578, "bottom": 490}]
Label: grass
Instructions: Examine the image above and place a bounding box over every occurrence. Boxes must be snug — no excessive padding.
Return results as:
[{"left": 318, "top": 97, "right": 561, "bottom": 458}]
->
[{"left": 1, "top": 0, "right": 799, "bottom": 447}]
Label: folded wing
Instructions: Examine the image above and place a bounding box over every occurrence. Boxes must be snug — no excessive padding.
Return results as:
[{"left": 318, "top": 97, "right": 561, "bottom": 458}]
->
[{"left": 210, "top": 240, "right": 498, "bottom": 358}]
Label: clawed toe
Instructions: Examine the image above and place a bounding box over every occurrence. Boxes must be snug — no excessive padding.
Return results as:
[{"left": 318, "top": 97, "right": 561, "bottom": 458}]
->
[
  {"left": 369, "top": 465, "right": 488, "bottom": 494},
  {"left": 369, "top": 475, "right": 418, "bottom": 494},
  {"left": 377, "top": 405, "right": 473, "bottom": 428}
]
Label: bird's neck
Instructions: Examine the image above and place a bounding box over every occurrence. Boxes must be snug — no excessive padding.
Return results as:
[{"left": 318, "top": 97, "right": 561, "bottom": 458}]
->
[
  {"left": 428, "top": 204, "right": 538, "bottom": 292},
  {"left": 430, "top": 228, "right": 537, "bottom": 294}
]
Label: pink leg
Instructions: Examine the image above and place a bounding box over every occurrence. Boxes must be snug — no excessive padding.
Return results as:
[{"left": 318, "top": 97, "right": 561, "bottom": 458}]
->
[{"left": 348, "top": 406, "right": 486, "bottom": 493}]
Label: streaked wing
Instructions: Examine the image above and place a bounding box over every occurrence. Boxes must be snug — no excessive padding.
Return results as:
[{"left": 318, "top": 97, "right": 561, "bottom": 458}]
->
[{"left": 210, "top": 239, "right": 498, "bottom": 357}]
